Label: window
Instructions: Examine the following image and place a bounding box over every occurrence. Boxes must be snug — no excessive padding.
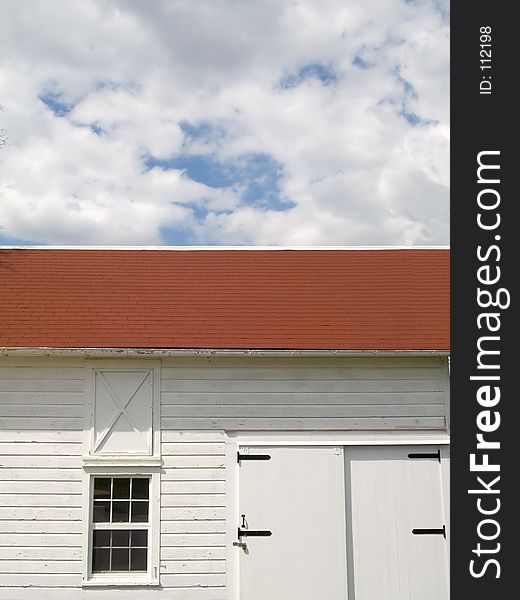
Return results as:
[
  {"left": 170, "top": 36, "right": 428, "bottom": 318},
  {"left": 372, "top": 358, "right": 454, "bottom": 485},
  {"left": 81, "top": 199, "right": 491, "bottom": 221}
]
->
[
  {"left": 83, "top": 470, "right": 160, "bottom": 586},
  {"left": 91, "top": 477, "right": 150, "bottom": 573}
]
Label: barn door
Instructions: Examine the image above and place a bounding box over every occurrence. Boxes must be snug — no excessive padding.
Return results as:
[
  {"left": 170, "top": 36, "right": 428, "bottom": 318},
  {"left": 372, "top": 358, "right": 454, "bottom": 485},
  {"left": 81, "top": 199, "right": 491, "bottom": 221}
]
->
[
  {"left": 237, "top": 446, "right": 348, "bottom": 600},
  {"left": 347, "top": 446, "right": 449, "bottom": 600}
]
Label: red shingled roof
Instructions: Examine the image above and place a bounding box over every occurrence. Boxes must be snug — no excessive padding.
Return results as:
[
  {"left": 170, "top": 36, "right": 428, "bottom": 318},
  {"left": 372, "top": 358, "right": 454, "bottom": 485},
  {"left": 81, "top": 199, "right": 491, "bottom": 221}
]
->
[{"left": 0, "top": 248, "right": 449, "bottom": 350}]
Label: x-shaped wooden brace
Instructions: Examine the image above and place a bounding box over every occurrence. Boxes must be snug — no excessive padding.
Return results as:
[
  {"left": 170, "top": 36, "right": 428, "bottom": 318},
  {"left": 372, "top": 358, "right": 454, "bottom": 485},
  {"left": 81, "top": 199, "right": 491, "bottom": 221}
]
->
[{"left": 94, "top": 371, "right": 151, "bottom": 452}]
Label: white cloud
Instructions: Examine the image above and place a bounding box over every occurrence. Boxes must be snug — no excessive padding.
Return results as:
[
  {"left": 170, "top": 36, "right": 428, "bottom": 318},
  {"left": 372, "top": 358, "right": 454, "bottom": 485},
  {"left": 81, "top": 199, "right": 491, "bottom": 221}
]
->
[{"left": 0, "top": 0, "right": 449, "bottom": 246}]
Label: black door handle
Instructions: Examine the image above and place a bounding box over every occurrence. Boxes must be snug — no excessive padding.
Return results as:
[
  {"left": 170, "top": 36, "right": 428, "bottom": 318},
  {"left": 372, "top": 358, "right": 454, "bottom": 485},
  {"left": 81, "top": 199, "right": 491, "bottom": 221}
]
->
[{"left": 238, "top": 527, "right": 272, "bottom": 538}]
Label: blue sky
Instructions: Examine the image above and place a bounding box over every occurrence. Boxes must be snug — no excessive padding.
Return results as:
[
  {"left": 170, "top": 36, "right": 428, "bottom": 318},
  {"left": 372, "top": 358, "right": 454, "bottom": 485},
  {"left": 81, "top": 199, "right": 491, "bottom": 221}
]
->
[{"left": 0, "top": 0, "right": 449, "bottom": 246}]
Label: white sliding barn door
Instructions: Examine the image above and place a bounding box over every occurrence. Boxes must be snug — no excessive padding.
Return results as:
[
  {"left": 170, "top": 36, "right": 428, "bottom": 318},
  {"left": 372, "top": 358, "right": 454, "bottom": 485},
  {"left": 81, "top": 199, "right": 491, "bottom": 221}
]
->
[
  {"left": 238, "top": 446, "right": 348, "bottom": 600},
  {"left": 347, "top": 446, "right": 449, "bottom": 600}
]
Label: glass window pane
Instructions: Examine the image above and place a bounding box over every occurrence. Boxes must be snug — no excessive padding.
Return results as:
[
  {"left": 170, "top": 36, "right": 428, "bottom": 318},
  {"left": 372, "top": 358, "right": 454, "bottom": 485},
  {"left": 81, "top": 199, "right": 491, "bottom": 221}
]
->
[
  {"left": 93, "top": 478, "right": 111, "bottom": 499},
  {"left": 131, "top": 501, "right": 149, "bottom": 523},
  {"left": 93, "top": 501, "right": 111, "bottom": 523},
  {"left": 111, "top": 547, "right": 130, "bottom": 571},
  {"left": 113, "top": 478, "right": 130, "bottom": 499},
  {"left": 132, "top": 478, "right": 149, "bottom": 500},
  {"left": 131, "top": 530, "right": 148, "bottom": 547},
  {"left": 92, "top": 547, "right": 110, "bottom": 572},
  {"left": 112, "top": 530, "right": 130, "bottom": 547},
  {"left": 112, "top": 501, "right": 130, "bottom": 522},
  {"left": 130, "top": 547, "right": 147, "bottom": 571},
  {"left": 93, "top": 530, "right": 111, "bottom": 547}
]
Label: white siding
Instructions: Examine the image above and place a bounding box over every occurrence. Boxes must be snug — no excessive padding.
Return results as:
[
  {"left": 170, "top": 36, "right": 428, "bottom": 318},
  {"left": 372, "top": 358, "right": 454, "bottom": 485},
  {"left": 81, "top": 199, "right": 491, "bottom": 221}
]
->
[
  {"left": 0, "top": 355, "right": 449, "bottom": 598},
  {"left": 161, "top": 356, "right": 447, "bottom": 430},
  {"left": 0, "top": 362, "right": 84, "bottom": 596}
]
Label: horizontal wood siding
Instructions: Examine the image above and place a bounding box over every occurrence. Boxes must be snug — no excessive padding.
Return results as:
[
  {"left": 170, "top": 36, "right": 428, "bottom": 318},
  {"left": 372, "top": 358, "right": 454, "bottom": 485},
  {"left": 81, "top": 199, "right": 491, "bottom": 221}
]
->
[
  {"left": 0, "top": 354, "right": 449, "bottom": 597},
  {"left": 159, "top": 430, "right": 226, "bottom": 593},
  {"left": 0, "top": 364, "right": 84, "bottom": 593},
  {"left": 161, "top": 357, "right": 448, "bottom": 431}
]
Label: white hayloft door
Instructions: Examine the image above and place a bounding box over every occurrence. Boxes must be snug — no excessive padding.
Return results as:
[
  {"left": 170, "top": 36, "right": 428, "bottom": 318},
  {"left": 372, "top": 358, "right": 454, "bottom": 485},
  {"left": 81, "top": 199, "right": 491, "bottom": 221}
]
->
[
  {"left": 237, "top": 444, "right": 449, "bottom": 600},
  {"left": 91, "top": 369, "right": 154, "bottom": 455}
]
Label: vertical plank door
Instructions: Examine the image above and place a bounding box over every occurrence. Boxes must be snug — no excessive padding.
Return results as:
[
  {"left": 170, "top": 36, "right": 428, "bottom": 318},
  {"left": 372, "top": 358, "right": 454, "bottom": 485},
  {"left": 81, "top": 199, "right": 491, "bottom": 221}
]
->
[
  {"left": 347, "top": 446, "right": 449, "bottom": 600},
  {"left": 238, "top": 446, "right": 348, "bottom": 600}
]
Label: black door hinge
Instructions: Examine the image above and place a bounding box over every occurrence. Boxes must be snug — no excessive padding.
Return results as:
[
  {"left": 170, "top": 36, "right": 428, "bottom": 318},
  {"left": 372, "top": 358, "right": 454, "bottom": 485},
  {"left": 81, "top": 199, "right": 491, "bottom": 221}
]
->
[
  {"left": 408, "top": 449, "right": 441, "bottom": 462},
  {"left": 237, "top": 452, "right": 271, "bottom": 463},
  {"left": 412, "top": 525, "right": 446, "bottom": 539}
]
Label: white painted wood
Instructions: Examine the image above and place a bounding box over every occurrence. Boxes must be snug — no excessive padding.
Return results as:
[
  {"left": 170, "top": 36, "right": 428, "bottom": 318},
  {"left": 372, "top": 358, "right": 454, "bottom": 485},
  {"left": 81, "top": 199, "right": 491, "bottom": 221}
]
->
[
  {"left": 0, "top": 417, "right": 83, "bottom": 430},
  {"left": 0, "top": 589, "right": 225, "bottom": 600},
  {"left": 161, "top": 430, "right": 226, "bottom": 443},
  {"left": 0, "top": 392, "right": 84, "bottom": 404},
  {"left": 161, "top": 508, "right": 225, "bottom": 521},
  {"left": 0, "top": 455, "right": 82, "bottom": 468},
  {"left": 161, "top": 468, "right": 225, "bottom": 481},
  {"left": 0, "top": 561, "right": 81, "bottom": 574},
  {"left": 0, "top": 380, "right": 84, "bottom": 392},
  {"left": 0, "top": 495, "right": 82, "bottom": 507},
  {"left": 0, "top": 468, "right": 82, "bottom": 481},
  {"left": 0, "top": 405, "right": 84, "bottom": 417},
  {"left": 0, "top": 431, "right": 81, "bottom": 442},
  {"left": 161, "top": 494, "right": 225, "bottom": 507},
  {"left": 160, "top": 547, "right": 225, "bottom": 560},
  {"left": 162, "top": 443, "right": 225, "bottom": 456},
  {"left": 0, "top": 547, "right": 82, "bottom": 560},
  {"left": 0, "top": 442, "right": 82, "bottom": 455},
  {"left": 163, "top": 416, "right": 446, "bottom": 430},
  {"left": 161, "top": 521, "right": 225, "bottom": 534},
  {"left": 347, "top": 446, "right": 449, "bottom": 600},
  {"left": 159, "top": 573, "right": 225, "bottom": 587},
  {"left": 0, "top": 354, "right": 449, "bottom": 597},
  {"left": 161, "top": 456, "right": 225, "bottom": 468},
  {"left": 161, "top": 534, "right": 225, "bottom": 547},
  {"left": 162, "top": 481, "right": 225, "bottom": 495},
  {"left": 0, "top": 521, "right": 82, "bottom": 534},
  {"left": 0, "top": 534, "right": 81, "bottom": 546},
  {"left": 160, "top": 560, "right": 225, "bottom": 574},
  {"left": 238, "top": 446, "right": 347, "bottom": 600},
  {"left": 162, "top": 403, "right": 445, "bottom": 416},
  {"left": 161, "top": 357, "right": 448, "bottom": 432},
  {"left": 0, "top": 481, "right": 83, "bottom": 494},
  {"left": 0, "top": 507, "right": 81, "bottom": 520},
  {"left": 91, "top": 370, "right": 154, "bottom": 455}
]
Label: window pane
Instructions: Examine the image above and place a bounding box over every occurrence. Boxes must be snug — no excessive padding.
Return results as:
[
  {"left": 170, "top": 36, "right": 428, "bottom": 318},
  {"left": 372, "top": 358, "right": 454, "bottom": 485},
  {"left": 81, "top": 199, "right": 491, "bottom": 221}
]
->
[
  {"left": 131, "top": 530, "right": 148, "bottom": 547},
  {"left": 93, "top": 501, "right": 111, "bottom": 523},
  {"left": 131, "top": 501, "right": 149, "bottom": 523},
  {"left": 113, "top": 478, "right": 130, "bottom": 499},
  {"left": 130, "top": 547, "right": 147, "bottom": 571},
  {"left": 111, "top": 547, "right": 130, "bottom": 571},
  {"left": 92, "top": 547, "right": 110, "bottom": 572},
  {"left": 112, "top": 530, "right": 130, "bottom": 547},
  {"left": 93, "top": 530, "right": 111, "bottom": 547},
  {"left": 94, "top": 478, "right": 111, "bottom": 499},
  {"left": 112, "top": 501, "right": 130, "bottom": 522},
  {"left": 132, "top": 478, "right": 149, "bottom": 499}
]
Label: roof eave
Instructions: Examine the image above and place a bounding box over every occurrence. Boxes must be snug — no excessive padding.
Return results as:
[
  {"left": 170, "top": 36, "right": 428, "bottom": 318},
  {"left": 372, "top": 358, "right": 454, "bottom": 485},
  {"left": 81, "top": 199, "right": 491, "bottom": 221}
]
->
[{"left": 0, "top": 347, "right": 450, "bottom": 358}]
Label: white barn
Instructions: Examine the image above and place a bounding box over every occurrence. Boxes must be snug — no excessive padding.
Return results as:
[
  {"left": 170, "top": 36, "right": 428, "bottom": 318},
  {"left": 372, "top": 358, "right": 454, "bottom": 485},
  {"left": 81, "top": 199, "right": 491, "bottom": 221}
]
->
[{"left": 0, "top": 247, "right": 450, "bottom": 600}]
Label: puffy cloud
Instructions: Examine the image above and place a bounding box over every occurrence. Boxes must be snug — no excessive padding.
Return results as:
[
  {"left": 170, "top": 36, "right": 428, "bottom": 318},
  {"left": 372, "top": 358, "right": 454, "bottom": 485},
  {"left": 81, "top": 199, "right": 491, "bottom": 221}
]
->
[{"left": 0, "top": 0, "right": 449, "bottom": 246}]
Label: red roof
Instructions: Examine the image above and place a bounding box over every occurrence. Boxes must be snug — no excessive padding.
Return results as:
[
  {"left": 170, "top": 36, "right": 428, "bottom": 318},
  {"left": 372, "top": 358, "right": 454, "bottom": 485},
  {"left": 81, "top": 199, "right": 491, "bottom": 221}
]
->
[{"left": 0, "top": 248, "right": 449, "bottom": 350}]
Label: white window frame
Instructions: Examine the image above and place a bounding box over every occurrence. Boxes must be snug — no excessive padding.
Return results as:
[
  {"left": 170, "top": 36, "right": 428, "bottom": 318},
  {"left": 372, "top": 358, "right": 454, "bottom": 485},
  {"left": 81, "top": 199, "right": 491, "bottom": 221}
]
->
[{"left": 82, "top": 466, "right": 161, "bottom": 587}]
